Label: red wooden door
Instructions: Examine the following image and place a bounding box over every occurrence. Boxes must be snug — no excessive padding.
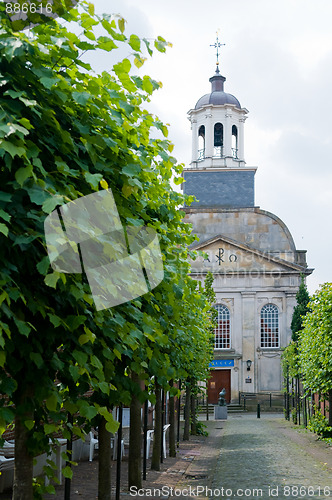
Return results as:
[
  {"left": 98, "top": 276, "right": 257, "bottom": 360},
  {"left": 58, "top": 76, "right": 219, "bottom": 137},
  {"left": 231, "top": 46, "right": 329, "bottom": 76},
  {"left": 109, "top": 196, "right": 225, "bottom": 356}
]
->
[{"left": 208, "top": 369, "right": 231, "bottom": 404}]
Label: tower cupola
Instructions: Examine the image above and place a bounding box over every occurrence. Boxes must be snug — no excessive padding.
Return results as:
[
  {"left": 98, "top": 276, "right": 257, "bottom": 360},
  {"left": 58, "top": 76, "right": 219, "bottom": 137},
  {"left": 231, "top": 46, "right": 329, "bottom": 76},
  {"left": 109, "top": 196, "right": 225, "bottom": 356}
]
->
[
  {"left": 183, "top": 37, "right": 257, "bottom": 209},
  {"left": 188, "top": 57, "right": 248, "bottom": 169}
]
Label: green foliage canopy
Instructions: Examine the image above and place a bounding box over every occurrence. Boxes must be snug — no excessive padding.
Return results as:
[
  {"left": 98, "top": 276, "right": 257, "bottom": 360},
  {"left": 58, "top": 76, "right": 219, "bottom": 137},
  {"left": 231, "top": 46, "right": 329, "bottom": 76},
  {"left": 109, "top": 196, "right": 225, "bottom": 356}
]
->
[
  {"left": 298, "top": 283, "right": 332, "bottom": 394},
  {"left": 0, "top": 0, "right": 213, "bottom": 458},
  {"left": 291, "top": 275, "right": 310, "bottom": 342}
]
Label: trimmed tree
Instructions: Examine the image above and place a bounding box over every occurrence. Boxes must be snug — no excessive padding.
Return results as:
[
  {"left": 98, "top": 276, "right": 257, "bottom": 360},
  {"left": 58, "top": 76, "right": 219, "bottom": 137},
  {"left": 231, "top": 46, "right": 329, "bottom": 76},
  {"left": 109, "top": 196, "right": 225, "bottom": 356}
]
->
[
  {"left": 0, "top": 1, "right": 218, "bottom": 497},
  {"left": 291, "top": 275, "right": 310, "bottom": 342},
  {"left": 299, "top": 283, "right": 332, "bottom": 426}
]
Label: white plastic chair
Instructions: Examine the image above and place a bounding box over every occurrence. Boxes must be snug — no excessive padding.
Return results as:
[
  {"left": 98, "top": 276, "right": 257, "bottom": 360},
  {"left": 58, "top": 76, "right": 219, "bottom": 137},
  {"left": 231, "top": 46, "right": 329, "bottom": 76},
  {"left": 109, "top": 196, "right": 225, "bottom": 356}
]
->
[
  {"left": 146, "top": 430, "right": 154, "bottom": 458},
  {"left": 163, "top": 424, "right": 170, "bottom": 458},
  {"left": 111, "top": 435, "right": 124, "bottom": 460},
  {"left": 0, "top": 455, "right": 14, "bottom": 470},
  {"left": 0, "top": 440, "right": 15, "bottom": 458},
  {"left": 88, "top": 432, "right": 99, "bottom": 462},
  {"left": 0, "top": 456, "right": 15, "bottom": 493},
  {"left": 52, "top": 438, "right": 67, "bottom": 485}
]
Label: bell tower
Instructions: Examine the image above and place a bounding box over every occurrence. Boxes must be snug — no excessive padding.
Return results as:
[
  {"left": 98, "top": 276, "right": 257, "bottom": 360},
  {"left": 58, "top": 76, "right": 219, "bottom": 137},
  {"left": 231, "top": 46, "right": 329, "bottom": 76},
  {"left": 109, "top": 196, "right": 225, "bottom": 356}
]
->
[
  {"left": 189, "top": 67, "right": 248, "bottom": 169},
  {"left": 184, "top": 38, "right": 257, "bottom": 208}
]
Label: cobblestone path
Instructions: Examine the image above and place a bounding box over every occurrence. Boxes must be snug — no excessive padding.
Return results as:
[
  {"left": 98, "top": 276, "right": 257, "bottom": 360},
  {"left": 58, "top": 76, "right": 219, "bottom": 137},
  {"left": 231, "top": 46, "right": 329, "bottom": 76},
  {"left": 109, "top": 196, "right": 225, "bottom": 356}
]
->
[{"left": 211, "top": 414, "right": 332, "bottom": 500}]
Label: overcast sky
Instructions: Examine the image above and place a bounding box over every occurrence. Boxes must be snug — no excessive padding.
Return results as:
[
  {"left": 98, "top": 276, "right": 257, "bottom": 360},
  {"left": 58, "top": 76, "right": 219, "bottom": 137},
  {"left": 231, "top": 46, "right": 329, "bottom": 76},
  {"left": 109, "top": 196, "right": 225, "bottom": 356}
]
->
[{"left": 81, "top": 0, "right": 332, "bottom": 295}]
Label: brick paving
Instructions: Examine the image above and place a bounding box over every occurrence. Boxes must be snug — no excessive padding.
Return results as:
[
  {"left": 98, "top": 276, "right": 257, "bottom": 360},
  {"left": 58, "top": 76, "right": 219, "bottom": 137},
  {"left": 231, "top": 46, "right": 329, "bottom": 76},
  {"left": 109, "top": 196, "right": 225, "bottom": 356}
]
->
[{"left": 1, "top": 414, "right": 332, "bottom": 499}]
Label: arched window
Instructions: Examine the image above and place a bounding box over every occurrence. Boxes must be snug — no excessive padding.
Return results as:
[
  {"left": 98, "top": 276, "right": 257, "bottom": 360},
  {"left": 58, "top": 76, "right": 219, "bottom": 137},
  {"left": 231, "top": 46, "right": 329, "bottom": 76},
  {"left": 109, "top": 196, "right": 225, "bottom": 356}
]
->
[
  {"left": 214, "top": 123, "right": 223, "bottom": 146},
  {"left": 198, "top": 125, "right": 205, "bottom": 160},
  {"left": 214, "top": 304, "right": 231, "bottom": 349},
  {"left": 260, "top": 304, "right": 279, "bottom": 348},
  {"left": 232, "top": 125, "right": 238, "bottom": 158},
  {"left": 214, "top": 123, "right": 224, "bottom": 158}
]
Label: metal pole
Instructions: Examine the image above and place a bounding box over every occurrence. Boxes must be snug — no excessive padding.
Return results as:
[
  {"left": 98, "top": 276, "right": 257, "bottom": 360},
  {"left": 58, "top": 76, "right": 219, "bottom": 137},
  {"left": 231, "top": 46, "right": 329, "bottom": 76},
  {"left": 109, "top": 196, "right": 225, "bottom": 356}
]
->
[
  {"left": 177, "top": 380, "right": 181, "bottom": 448},
  {"left": 269, "top": 393, "right": 272, "bottom": 408},
  {"left": 64, "top": 413, "right": 73, "bottom": 500},
  {"left": 160, "top": 389, "right": 164, "bottom": 463},
  {"left": 206, "top": 381, "right": 209, "bottom": 421},
  {"left": 286, "top": 368, "right": 290, "bottom": 421},
  {"left": 115, "top": 405, "right": 123, "bottom": 500},
  {"left": 143, "top": 400, "right": 148, "bottom": 480},
  {"left": 257, "top": 403, "right": 260, "bottom": 419}
]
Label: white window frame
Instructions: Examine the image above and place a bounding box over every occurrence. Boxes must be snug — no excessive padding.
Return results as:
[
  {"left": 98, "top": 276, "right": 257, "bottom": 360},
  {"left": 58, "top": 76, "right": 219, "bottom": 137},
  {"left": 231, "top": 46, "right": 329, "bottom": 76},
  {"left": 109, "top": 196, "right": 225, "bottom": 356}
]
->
[
  {"left": 214, "top": 304, "right": 231, "bottom": 349},
  {"left": 260, "top": 304, "right": 279, "bottom": 348}
]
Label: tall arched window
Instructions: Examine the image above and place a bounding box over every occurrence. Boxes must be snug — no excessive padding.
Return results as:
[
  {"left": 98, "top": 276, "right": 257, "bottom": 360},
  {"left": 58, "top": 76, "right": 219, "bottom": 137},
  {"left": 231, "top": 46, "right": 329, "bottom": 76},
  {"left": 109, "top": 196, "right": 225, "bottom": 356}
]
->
[
  {"left": 214, "top": 304, "right": 231, "bottom": 349},
  {"left": 198, "top": 125, "right": 205, "bottom": 160},
  {"left": 214, "top": 123, "right": 224, "bottom": 158},
  {"left": 232, "top": 125, "right": 238, "bottom": 158},
  {"left": 260, "top": 304, "right": 279, "bottom": 348}
]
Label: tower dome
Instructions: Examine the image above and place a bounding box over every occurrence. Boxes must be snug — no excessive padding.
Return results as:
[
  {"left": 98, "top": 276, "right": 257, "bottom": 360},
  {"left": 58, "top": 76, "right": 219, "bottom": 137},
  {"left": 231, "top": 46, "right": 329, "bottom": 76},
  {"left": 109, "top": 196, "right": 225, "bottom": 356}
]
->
[{"left": 195, "top": 68, "right": 241, "bottom": 110}]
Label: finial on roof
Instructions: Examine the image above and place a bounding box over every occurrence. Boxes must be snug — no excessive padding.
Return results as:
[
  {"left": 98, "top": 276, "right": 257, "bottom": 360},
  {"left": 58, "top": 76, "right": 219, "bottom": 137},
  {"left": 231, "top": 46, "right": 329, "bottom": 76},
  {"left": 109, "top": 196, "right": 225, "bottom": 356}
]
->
[{"left": 210, "top": 30, "right": 225, "bottom": 73}]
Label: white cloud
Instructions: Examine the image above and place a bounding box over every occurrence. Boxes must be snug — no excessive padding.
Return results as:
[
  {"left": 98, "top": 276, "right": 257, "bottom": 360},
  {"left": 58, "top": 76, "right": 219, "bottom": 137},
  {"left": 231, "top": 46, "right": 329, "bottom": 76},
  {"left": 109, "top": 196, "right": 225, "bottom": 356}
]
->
[{"left": 87, "top": 0, "right": 332, "bottom": 294}]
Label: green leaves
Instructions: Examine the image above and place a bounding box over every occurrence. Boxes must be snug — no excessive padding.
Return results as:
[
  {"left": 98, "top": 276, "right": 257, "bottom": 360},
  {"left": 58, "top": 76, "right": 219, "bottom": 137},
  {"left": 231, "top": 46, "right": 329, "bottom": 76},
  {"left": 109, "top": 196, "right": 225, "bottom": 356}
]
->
[
  {"left": 15, "top": 319, "right": 31, "bottom": 337},
  {"left": 44, "top": 272, "right": 61, "bottom": 289},
  {"left": 42, "top": 195, "right": 64, "bottom": 214},
  {"left": 15, "top": 166, "right": 33, "bottom": 186},
  {"left": 154, "top": 36, "right": 172, "bottom": 53},
  {"left": 0, "top": 223, "right": 9, "bottom": 237},
  {"left": 84, "top": 172, "right": 102, "bottom": 189},
  {"left": 2, "top": 38, "right": 24, "bottom": 61},
  {"left": 0, "top": 140, "right": 26, "bottom": 158},
  {"left": 72, "top": 92, "right": 91, "bottom": 106},
  {"left": 298, "top": 282, "right": 332, "bottom": 393},
  {"left": 0, "top": 3, "right": 212, "bottom": 485},
  {"left": 129, "top": 34, "right": 141, "bottom": 51}
]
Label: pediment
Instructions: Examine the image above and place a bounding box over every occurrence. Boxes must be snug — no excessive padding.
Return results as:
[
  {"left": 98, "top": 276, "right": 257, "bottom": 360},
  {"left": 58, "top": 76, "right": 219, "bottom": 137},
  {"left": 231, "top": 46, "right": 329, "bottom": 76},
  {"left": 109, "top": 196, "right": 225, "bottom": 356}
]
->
[{"left": 189, "top": 235, "right": 305, "bottom": 274}]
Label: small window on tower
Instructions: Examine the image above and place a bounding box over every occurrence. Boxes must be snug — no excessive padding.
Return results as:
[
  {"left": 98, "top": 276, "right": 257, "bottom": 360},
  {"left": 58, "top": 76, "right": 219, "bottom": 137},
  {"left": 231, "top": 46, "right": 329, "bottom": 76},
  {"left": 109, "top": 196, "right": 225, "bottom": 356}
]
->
[
  {"left": 214, "top": 123, "right": 223, "bottom": 147},
  {"left": 214, "top": 123, "right": 224, "bottom": 158},
  {"left": 232, "top": 125, "right": 238, "bottom": 159},
  {"left": 198, "top": 125, "right": 205, "bottom": 160}
]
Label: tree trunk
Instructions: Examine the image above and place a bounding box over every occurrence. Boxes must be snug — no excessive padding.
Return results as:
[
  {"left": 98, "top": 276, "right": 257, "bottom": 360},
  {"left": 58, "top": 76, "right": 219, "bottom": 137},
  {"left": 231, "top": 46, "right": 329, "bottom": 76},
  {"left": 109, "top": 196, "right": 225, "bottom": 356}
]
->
[
  {"left": 128, "top": 373, "right": 142, "bottom": 488},
  {"left": 151, "top": 383, "right": 161, "bottom": 471},
  {"left": 183, "top": 382, "right": 190, "bottom": 441},
  {"left": 13, "top": 390, "right": 34, "bottom": 500},
  {"left": 328, "top": 390, "right": 332, "bottom": 427},
  {"left": 190, "top": 387, "right": 197, "bottom": 435},
  {"left": 168, "top": 381, "right": 176, "bottom": 457},
  {"left": 98, "top": 415, "right": 112, "bottom": 500}
]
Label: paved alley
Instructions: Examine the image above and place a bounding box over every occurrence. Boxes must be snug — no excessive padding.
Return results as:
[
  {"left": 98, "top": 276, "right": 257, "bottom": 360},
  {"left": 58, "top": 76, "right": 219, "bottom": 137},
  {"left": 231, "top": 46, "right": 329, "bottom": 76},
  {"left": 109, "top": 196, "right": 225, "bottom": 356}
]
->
[{"left": 211, "top": 414, "right": 332, "bottom": 500}]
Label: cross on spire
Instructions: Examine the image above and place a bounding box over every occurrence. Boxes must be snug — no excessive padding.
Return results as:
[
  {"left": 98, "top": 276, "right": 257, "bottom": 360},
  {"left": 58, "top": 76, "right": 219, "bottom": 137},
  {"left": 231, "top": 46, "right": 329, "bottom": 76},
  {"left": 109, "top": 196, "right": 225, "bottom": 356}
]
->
[{"left": 210, "top": 30, "right": 225, "bottom": 73}]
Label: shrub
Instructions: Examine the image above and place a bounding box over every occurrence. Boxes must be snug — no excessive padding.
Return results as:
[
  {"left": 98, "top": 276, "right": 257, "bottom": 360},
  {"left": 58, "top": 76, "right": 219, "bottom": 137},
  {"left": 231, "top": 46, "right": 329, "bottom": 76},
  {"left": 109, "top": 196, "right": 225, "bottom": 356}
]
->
[{"left": 307, "top": 407, "right": 332, "bottom": 439}]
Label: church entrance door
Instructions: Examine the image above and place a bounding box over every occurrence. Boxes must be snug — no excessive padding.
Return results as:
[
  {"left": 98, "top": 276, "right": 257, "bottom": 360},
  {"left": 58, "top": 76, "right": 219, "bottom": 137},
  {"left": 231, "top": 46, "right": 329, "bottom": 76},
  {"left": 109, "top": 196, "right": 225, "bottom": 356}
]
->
[{"left": 208, "top": 369, "right": 231, "bottom": 404}]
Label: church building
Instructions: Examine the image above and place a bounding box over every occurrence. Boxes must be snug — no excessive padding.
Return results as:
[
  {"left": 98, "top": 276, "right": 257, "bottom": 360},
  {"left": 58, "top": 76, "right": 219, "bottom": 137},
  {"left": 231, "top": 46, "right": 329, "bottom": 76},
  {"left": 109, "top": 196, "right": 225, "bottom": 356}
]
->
[{"left": 183, "top": 50, "right": 313, "bottom": 404}]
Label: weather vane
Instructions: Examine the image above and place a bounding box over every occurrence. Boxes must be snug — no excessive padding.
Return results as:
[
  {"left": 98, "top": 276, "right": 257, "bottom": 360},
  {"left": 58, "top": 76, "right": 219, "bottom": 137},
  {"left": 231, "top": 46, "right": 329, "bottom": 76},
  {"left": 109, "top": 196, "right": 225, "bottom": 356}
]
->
[{"left": 210, "top": 30, "right": 225, "bottom": 72}]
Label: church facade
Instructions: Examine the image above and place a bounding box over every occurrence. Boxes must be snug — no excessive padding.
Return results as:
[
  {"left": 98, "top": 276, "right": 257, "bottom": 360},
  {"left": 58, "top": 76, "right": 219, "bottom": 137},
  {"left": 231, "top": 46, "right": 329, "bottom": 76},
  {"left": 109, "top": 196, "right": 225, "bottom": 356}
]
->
[{"left": 183, "top": 63, "right": 313, "bottom": 404}]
